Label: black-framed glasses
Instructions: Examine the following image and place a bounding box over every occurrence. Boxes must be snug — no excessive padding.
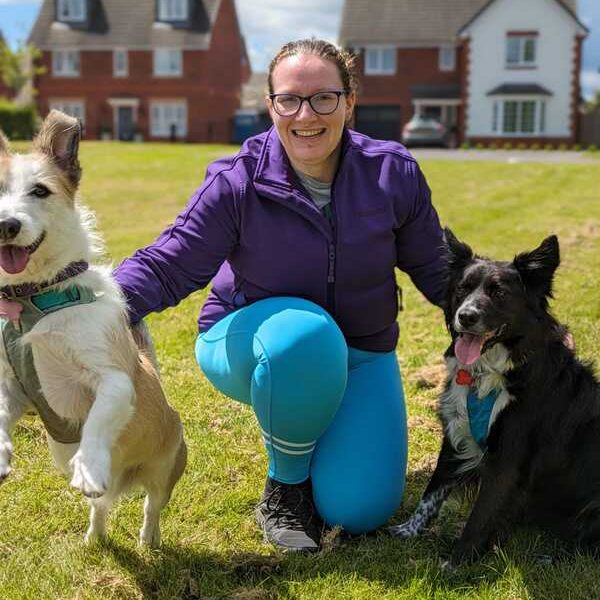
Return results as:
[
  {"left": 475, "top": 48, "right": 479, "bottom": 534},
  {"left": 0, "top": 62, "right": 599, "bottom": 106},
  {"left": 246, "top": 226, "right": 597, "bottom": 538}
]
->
[{"left": 269, "top": 90, "right": 346, "bottom": 117}]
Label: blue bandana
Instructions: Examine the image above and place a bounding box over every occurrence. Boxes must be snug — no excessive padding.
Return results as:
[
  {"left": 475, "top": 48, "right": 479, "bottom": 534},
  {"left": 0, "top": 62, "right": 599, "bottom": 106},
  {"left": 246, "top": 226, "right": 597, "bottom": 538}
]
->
[{"left": 467, "top": 388, "right": 501, "bottom": 449}]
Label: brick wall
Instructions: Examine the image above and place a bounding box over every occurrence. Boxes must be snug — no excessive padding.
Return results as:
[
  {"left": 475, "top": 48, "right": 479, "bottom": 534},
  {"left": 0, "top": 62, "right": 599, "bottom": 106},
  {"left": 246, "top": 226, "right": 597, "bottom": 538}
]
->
[
  {"left": 354, "top": 46, "right": 461, "bottom": 126},
  {"left": 33, "top": 0, "right": 246, "bottom": 142}
]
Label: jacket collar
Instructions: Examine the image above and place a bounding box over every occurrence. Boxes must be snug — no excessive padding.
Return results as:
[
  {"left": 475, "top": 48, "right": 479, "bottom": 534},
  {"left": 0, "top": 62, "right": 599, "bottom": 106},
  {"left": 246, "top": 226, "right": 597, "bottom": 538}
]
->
[{"left": 252, "top": 127, "right": 353, "bottom": 238}]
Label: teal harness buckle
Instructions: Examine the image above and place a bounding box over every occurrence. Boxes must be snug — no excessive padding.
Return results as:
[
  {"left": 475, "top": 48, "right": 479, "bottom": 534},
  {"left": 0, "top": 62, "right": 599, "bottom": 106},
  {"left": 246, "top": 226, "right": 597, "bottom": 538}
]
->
[{"left": 31, "top": 286, "right": 83, "bottom": 313}]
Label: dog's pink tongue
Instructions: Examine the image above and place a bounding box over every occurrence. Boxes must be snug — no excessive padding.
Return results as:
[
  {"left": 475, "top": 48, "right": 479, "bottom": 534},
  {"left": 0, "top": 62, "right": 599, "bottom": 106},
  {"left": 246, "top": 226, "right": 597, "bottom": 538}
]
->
[
  {"left": 455, "top": 333, "right": 484, "bottom": 365},
  {"left": 0, "top": 245, "right": 30, "bottom": 274}
]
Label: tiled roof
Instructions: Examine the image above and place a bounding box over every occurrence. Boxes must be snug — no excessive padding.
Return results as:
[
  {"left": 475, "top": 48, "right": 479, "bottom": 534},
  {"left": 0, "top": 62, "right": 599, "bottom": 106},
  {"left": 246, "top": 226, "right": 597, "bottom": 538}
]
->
[
  {"left": 28, "top": 0, "right": 222, "bottom": 50},
  {"left": 339, "top": 0, "right": 580, "bottom": 46}
]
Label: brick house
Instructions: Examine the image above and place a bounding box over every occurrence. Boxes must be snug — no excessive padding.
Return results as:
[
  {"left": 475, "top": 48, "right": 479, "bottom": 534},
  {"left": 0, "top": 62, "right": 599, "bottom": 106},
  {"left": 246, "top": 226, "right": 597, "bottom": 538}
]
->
[
  {"left": 340, "top": 0, "right": 588, "bottom": 146},
  {"left": 28, "top": 0, "right": 250, "bottom": 142}
]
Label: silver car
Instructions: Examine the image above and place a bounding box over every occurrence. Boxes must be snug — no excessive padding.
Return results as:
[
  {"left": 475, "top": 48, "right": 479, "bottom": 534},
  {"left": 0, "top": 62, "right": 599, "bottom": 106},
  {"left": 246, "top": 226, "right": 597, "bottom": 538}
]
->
[{"left": 402, "top": 116, "right": 450, "bottom": 148}]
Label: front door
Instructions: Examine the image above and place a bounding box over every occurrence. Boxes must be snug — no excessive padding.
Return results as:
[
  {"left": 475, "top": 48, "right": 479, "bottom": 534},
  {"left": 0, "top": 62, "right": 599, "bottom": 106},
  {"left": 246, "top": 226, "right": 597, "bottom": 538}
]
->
[{"left": 117, "top": 107, "right": 134, "bottom": 141}]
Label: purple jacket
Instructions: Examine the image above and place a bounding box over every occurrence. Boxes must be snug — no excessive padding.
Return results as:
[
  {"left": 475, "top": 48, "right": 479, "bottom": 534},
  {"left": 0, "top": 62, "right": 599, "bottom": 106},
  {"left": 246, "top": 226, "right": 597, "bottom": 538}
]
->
[{"left": 114, "top": 127, "right": 446, "bottom": 352}]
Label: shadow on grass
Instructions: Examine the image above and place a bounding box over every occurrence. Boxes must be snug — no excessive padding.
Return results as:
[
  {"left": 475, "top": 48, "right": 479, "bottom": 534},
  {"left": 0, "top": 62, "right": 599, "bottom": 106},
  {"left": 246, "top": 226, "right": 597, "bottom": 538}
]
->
[{"left": 101, "top": 469, "right": 600, "bottom": 600}]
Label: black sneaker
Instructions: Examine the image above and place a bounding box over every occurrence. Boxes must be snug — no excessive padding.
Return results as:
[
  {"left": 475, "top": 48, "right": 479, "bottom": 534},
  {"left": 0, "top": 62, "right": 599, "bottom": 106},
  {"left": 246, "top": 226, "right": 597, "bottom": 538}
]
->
[{"left": 255, "top": 476, "right": 323, "bottom": 553}]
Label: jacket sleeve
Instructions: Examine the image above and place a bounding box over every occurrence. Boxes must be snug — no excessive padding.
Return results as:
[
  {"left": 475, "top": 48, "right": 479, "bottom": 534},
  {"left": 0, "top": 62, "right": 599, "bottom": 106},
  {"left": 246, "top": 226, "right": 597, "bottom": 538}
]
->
[
  {"left": 394, "top": 163, "right": 446, "bottom": 307},
  {"left": 113, "top": 167, "right": 239, "bottom": 323}
]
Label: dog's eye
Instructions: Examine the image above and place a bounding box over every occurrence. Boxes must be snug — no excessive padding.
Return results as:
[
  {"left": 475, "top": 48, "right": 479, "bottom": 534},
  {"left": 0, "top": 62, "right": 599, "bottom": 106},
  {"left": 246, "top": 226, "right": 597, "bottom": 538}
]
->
[
  {"left": 488, "top": 283, "right": 505, "bottom": 299},
  {"left": 31, "top": 184, "right": 51, "bottom": 199}
]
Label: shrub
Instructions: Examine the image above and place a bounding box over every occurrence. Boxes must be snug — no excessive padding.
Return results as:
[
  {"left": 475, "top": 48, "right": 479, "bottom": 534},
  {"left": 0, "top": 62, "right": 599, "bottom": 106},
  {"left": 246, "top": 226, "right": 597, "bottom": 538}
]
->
[
  {"left": 572, "top": 144, "right": 581, "bottom": 152},
  {"left": 544, "top": 143, "right": 554, "bottom": 151},
  {"left": 530, "top": 143, "right": 541, "bottom": 151},
  {"left": 517, "top": 142, "right": 528, "bottom": 150},
  {"left": 503, "top": 142, "right": 513, "bottom": 150},
  {"left": 475, "top": 142, "right": 485, "bottom": 150},
  {"left": 587, "top": 144, "right": 598, "bottom": 153},
  {"left": 0, "top": 99, "right": 37, "bottom": 140},
  {"left": 488, "top": 142, "right": 498, "bottom": 150},
  {"left": 460, "top": 142, "right": 471, "bottom": 150},
  {"left": 558, "top": 143, "right": 568, "bottom": 151}
]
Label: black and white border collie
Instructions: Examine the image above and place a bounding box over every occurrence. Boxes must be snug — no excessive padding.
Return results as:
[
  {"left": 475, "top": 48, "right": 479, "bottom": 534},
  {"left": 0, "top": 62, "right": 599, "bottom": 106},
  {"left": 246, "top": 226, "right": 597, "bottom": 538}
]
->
[{"left": 390, "top": 229, "right": 600, "bottom": 565}]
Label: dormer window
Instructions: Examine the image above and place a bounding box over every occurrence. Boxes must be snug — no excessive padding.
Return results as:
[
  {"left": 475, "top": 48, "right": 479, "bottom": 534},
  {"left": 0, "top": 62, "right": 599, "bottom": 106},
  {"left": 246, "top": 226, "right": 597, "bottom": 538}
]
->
[
  {"left": 158, "top": 0, "right": 188, "bottom": 21},
  {"left": 57, "top": 0, "right": 86, "bottom": 23}
]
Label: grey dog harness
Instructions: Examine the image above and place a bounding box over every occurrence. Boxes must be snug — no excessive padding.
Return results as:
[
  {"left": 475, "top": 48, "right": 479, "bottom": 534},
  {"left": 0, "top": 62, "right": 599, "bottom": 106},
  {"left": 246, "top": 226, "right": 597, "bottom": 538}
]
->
[{"left": 1, "top": 285, "right": 97, "bottom": 443}]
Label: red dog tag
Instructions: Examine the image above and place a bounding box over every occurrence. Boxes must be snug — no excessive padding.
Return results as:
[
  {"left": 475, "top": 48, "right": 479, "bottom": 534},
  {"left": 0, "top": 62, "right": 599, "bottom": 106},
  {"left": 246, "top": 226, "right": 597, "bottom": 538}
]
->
[{"left": 456, "top": 369, "right": 474, "bottom": 386}]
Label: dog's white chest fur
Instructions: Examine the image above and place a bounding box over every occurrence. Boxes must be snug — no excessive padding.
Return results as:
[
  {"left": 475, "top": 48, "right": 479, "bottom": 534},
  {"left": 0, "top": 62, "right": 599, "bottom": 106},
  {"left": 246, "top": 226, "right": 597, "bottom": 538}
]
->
[{"left": 440, "top": 344, "right": 513, "bottom": 471}]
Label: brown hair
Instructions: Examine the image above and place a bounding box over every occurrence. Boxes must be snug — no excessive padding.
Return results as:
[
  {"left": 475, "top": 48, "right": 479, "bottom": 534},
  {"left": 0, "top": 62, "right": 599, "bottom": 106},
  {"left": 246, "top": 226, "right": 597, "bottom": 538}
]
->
[{"left": 267, "top": 39, "right": 357, "bottom": 96}]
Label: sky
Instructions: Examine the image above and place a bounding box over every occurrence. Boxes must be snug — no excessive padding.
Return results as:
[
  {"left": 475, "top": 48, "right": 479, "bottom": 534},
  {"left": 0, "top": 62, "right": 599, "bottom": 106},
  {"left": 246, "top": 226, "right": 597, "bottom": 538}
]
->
[{"left": 0, "top": 0, "right": 598, "bottom": 98}]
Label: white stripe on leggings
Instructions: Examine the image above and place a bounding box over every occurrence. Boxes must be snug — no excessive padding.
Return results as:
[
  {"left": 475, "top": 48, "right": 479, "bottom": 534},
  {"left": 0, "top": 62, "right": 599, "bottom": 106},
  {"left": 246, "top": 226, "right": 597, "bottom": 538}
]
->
[{"left": 261, "top": 429, "right": 316, "bottom": 448}]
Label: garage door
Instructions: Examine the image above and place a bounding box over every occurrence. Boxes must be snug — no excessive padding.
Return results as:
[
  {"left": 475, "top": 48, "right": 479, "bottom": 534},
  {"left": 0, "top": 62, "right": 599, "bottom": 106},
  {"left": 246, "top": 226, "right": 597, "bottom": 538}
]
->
[{"left": 354, "top": 105, "right": 402, "bottom": 141}]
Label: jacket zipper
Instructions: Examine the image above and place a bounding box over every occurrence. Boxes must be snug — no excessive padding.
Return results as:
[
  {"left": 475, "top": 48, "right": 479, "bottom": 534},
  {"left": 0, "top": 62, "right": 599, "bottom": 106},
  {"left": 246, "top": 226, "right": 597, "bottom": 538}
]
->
[{"left": 326, "top": 183, "right": 338, "bottom": 316}]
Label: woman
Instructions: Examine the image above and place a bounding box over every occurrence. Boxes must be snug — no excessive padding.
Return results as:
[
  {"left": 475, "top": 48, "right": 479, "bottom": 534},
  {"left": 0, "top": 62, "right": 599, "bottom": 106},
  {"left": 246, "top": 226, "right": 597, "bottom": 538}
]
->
[{"left": 114, "top": 39, "right": 446, "bottom": 553}]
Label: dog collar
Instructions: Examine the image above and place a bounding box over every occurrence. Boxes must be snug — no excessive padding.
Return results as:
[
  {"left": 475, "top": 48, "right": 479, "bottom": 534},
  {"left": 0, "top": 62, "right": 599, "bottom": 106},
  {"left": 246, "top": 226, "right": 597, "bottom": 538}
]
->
[
  {"left": 456, "top": 368, "right": 474, "bottom": 386},
  {"left": 0, "top": 260, "right": 89, "bottom": 299}
]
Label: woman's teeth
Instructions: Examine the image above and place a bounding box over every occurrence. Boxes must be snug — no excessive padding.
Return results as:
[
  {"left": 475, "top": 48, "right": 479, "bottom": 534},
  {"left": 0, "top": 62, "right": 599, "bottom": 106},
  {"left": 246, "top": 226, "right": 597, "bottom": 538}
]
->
[{"left": 294, "top": 129, "right": 324, "bottom": 137}]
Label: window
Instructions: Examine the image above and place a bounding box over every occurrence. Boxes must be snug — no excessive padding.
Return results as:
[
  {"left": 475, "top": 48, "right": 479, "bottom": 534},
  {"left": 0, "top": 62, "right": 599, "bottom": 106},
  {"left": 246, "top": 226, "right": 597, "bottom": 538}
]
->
[
  {"left": 52, "top": 50, "right": 80, "bottom": 77},
  {"left": 158, "top": 0, "right": 188, "bottom": 21},
  {"left": 150, "top": 101, "right": 187, "bottom": 138},
  {"left": 365, "top": 47, "right": 396, "bottom": 75},
  {"left": 506, "top": 34, "right": 537, "bottom": 67},
  {"left": 439, "top": 46, "right": 456, "bottom": 72},
  {"left": 113, "top": 49, "right": 128, "bottom": 77},
  {"left": 493, "top": 99, "right": 546, "bottom": 135},
  {"left": 49, "top": 100, "right": 85, "bottom": 125},
  {"left": 57, "top": 0, "right": 86, "bottom": 22},
  {"left": 153, "top": 49, "right": 183, "bottom": 76}
]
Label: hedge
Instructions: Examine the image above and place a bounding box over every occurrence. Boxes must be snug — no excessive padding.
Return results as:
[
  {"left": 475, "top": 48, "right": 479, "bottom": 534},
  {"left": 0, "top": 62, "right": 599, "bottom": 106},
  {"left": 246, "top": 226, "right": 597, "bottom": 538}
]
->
[{"left": 0, "top": 99, "right": 37, "bottom": 140}]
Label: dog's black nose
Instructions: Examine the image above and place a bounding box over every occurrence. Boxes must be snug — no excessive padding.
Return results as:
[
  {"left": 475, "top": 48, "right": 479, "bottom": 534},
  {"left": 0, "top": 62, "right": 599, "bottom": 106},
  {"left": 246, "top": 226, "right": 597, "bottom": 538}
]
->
[
  {"left": 458, "top": 309, "right": 479, "bottom": 328},
  {"left": 0, "top": 218, "right": 22, "bottom": 241}
]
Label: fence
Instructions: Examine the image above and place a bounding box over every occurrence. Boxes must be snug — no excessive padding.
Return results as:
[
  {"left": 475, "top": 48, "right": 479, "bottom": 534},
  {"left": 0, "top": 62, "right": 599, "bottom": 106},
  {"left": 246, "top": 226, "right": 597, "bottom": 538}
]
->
[{"left": 579, "top": 110, "right": 600, "bottom": 147}]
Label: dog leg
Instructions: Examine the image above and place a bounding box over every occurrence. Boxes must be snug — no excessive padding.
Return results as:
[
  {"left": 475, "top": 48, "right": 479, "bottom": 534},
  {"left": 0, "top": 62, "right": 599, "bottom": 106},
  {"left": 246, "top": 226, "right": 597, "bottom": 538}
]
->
[
  {"left": 139, "top": 440, "right": 187, "bottom": 548},
  {"left": 0, "top": 384, "right": 26, "bottom": 482},
  {"left": 85, "top": 493, "right": 115, "bottom": 543},
  {"left": 389, "top": 439, "right": 457, "bottom": 538},
  {"left": 451, "top": 465, "right": 519, "bottom": 565},
  {"left": 70, "top": 369, "right": 134, "bottom": 498}
]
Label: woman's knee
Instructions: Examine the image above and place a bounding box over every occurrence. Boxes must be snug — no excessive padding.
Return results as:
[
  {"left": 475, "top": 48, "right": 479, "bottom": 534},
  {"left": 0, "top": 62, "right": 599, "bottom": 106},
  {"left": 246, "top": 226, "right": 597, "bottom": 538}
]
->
[{"left": 314, "top": 473, "right": 406, "bottom": 534}]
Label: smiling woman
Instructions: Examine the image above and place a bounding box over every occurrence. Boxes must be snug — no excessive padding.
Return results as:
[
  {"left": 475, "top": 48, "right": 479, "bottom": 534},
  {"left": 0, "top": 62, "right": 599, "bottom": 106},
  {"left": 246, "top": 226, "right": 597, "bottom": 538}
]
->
[{"left": 113, "top": 38, "right": 447, "bottom": 554}]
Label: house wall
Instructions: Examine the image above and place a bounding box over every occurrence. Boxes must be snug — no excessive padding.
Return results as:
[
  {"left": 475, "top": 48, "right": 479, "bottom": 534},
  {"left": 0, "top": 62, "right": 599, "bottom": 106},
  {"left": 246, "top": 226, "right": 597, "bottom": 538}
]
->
[
  {"left": 464, "top": 0, "right": 581, "bottom": 141},
  {"left": 354, "top": 46, "right": 461, "bottom": 129},
  {"left": 33, "top": 0, "right": 246, "bottom": 142}
]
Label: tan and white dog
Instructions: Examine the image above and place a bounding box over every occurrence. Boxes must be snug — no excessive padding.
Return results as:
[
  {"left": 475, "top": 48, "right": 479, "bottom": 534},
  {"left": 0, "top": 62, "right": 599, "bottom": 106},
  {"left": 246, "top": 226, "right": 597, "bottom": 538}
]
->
[{"left": 0, "top": 110, "right": 186, "bottom": 547}]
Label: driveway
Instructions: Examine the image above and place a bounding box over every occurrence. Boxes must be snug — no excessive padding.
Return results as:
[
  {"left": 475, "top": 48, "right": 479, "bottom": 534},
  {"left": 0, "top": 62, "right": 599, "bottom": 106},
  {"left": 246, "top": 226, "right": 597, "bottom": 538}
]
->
[{"left": 410, "top": 148, "right": 600, "bottom": 164}]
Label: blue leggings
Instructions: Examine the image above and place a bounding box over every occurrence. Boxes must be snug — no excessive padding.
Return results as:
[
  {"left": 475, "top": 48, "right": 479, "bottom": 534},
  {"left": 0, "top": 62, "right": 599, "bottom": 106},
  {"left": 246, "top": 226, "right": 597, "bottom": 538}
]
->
[{"left": 195, "top": 297, "right": 408, "bottom": 534}]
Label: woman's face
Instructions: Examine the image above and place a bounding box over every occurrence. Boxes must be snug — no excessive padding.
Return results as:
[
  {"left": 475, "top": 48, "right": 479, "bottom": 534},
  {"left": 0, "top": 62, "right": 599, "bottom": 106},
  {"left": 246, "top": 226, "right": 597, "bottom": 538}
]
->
[{"left": 267, "top": 54, "right": 355, "bottom": 182}]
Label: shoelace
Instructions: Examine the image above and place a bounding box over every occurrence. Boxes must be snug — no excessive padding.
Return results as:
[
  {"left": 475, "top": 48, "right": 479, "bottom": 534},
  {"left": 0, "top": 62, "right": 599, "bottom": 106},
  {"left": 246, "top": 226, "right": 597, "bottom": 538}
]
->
[{"left": 264, "top": 485, "right": 316, "bottom": 532}]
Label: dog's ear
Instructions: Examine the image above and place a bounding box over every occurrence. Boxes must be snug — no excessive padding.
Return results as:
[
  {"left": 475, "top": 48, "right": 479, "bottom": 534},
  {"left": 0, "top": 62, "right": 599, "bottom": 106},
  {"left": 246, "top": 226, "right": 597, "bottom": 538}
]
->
[
  {"left": 33, "top": 110, "right": 82, "bottom": 185},
  {"left": 513, "top": 235, "right": 560, "bottom": 298},
  {"left": 0, "top": 130, "right": 9, "bottom": 155},
  {"left": 443, "top": 227, "right": 474, "bottom": 272}
]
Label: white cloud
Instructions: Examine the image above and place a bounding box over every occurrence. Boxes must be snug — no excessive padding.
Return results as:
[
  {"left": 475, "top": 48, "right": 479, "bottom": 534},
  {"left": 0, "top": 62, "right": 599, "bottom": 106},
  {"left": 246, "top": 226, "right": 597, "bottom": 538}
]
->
[
  {"left": 235, "top": 0, "right": 344, "bottom": 72},
  {"left": 582, "top": 70, "right": 600, "bottom": 99}
]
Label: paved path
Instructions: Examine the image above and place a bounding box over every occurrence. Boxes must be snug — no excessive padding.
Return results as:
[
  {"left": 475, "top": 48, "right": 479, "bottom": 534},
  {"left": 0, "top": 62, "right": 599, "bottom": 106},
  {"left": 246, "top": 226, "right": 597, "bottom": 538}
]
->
[{"left": 410, "top": 148, "right": 600, "bottom": 165}]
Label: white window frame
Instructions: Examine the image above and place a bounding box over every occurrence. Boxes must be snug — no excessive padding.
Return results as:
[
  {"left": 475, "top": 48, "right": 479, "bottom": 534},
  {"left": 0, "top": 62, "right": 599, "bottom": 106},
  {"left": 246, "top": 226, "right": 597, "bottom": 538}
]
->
[
  {"left": 364, "top": 46, "right": 396, "bottom": 75},
  {"left": 57, "top": 0, "right": 86, "bottom": 22},
  {"left": 52, "top": 49, "right": 80, "bottom": 77},
  {"left": 439, "top": 46, "right": 456, "bottom": 72},
  {"left": 491, "top": 97, "right": 547, "bottom": 136},
  {"left": 113, "top": 49, "right": 128, "bottom": 78},
  {"left": 158, "top": 0, "right": 188, "bottom": 21},
  {"left": 153, "top": 48, "right": 183, "bottom": 77},
  {"left": 505, "top": 35, "right": 537, "bottom": 67},
  {"left": 49, "top": 99, "right": 85, "bottom": 126},
  {"left": 150, "top": 100, "right": 188, "bottom": 138}
]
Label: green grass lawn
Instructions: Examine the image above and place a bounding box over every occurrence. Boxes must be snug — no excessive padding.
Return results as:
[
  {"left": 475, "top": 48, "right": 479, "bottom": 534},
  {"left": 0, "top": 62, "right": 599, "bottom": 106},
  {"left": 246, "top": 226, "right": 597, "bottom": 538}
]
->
[{"left": 0, "top": 142, "right": 599, "bottom": 600}]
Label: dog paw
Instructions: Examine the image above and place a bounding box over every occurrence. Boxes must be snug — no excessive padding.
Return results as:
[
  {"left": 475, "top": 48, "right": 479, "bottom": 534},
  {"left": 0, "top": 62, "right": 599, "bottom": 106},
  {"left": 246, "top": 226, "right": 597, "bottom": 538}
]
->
[
  {"left": 0, "top": 440, "right": 12, "bottom": 483},
  {"left": 388, "top": 520, "right": 422, "bottom": 539},
  {"left": 69, "top": 449, "right": 111, "bottom": 498},
  {"left": 139, "top": 525, "right": 161, "bottom": 548}
]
